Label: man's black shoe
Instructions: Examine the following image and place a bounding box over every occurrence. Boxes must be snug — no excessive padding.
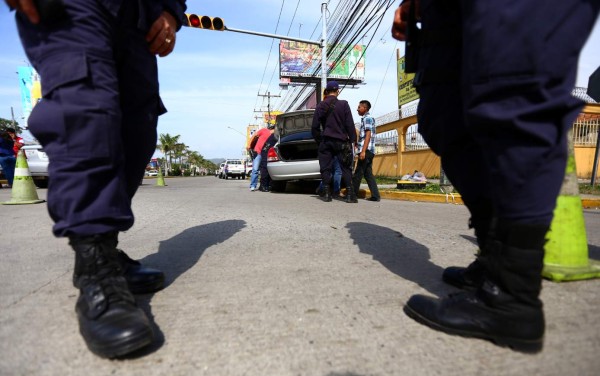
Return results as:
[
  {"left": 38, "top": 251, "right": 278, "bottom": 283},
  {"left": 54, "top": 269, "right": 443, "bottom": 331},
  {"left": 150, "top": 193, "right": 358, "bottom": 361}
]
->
[
  {"left": 259, "top": 186, "right": 270, "bottom": 192},
  {"left": 367, "top": 197, "right": 380, "bottom": 202},
  {"left": 76, "top": 276, "right": 154, "bottom": 358},
  {"left": 117, "top": 249, "right": 165, "bottom": 294},
  {"left": 71, "top": 234, "right": 155, "bottom": 358},
  {"left": 404, "top": 290, "right": 544, "bottom": 353}
]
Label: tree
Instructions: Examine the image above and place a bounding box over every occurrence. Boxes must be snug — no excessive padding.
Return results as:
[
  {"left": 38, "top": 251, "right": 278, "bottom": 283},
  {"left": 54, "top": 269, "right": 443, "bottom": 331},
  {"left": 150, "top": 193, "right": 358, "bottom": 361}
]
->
[
  {"left": 0, "top": 117, "right": 22, "bottom": 133},
  {"left": 156, "top": 133, "right": 180, "bottom": 176}
]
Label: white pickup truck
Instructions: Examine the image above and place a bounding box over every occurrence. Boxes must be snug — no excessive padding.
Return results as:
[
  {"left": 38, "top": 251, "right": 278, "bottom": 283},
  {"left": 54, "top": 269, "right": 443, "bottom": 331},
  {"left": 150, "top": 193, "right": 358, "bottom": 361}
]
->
[{"left": 223, "top": 159, "right": 246, "bottom": 179}]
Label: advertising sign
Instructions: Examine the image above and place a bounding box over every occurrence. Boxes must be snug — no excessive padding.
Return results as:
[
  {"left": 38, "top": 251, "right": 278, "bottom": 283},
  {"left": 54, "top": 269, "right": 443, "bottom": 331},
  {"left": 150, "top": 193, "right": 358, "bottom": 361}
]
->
[
  {"left": 280, "top": 41, "right": 365, "bottom": 81},
  {"left": 263, "top": 111, "right": 283, "bottom": 125},
  {"left": 397, "top": 56, "right": 419, "bottom": 107},
  {"left": 17, "top": 66, "right": 42, "bottom": 120}
]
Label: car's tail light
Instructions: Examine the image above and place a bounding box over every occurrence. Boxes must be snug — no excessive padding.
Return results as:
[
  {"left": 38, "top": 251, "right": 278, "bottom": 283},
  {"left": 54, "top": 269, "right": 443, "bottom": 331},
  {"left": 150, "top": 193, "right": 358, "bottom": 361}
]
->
[{"left": 267, "top": 147, "right": 279, "bottom": 162}]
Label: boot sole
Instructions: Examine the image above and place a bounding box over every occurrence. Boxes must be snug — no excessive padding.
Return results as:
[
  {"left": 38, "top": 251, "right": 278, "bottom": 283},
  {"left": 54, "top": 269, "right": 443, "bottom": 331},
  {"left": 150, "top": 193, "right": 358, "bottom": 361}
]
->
[
  {"left": 403, "top": 304, "right": 543, "bottom": 354},
  {"left": 84, "top": 326, "right": 154, "bottom": 358}
]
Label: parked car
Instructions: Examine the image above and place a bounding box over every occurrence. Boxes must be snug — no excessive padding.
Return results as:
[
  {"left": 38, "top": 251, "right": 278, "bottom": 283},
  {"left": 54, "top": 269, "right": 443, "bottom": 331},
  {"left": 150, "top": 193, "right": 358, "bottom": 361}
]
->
[
  {"left": 145, "top": 169, "right": 158, "bottom": 177},
  {"left": 223, "top": 158, "right": 246, "bottom": 179},
  {"left": 266, "top": 109, "right": 321, "bottom": 192},
  {"left": 22, "top": 144, "right": 50, "bottom": 188}
]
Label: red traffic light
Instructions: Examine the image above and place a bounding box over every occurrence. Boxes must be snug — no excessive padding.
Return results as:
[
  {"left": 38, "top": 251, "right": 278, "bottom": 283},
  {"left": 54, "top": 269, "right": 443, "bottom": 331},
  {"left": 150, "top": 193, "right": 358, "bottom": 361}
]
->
[
  {"left": 187, "top": 14, "right": 200, "bottom": 28},
  {"left": 184, "top": 14, "right": 225, "bottom": 31}
]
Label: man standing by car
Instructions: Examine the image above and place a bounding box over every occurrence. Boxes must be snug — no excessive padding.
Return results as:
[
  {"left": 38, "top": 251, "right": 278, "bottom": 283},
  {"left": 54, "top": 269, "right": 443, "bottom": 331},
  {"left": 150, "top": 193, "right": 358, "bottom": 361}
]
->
[
  {"left": 248, "top": 125, "right": 274, "bottom": 191},
  {"left": 6, "top": 127, "right": 24, "bottom": 157},
  {"left": 7, "top": 0, "right": 186, "bottom": 359},
  {"left": 311, "top": 81, "right": 357, "bottom": 203},
  {"left": 352, "top": 100, "right": 380, "bottom": 202}
]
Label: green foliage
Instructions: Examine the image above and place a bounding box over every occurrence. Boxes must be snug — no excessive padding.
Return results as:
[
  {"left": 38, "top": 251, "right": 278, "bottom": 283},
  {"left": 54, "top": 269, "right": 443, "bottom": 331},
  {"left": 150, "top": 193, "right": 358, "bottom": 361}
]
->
[
  {"left": 579, "top": 183, "right": 600, "bottom": 195},
  {"left": 0, "top": 118, "right": 22, "bottom": 133}
]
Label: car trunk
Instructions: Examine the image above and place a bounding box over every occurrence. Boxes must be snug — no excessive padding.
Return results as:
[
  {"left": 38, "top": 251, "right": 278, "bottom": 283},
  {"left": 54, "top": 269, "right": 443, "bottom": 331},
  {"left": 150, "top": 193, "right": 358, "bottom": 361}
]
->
[
  {"left": 276, "top": 110, "right": 318, "bottom": 162},
  {"left": 277, "top": 132, "right": 319, "bottom": 161}
]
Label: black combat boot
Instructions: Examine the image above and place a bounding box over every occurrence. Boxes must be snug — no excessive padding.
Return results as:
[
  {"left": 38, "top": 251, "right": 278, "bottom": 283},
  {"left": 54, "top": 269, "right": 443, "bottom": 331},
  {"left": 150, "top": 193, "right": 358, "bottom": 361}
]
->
[
  {"left": 442, "top": 217, "right": 491, "bottom": 290},
  {"left": 442, "top": 201, "right": 494, "bottom": 290},
  {"left": 71, "top": 232, "right": 154, "bottom": 358},
  {"left": 404, "top": 222, "right": 548, "bottom": 353},
  {"left": 114, "top": 232, "right": 164, "bottom": 294},
  {"left": 322, "top": 184, "right": 332, "bottom": 202},
  {"left": 345, "top": 186, "right": 358, "bottom": 203}
]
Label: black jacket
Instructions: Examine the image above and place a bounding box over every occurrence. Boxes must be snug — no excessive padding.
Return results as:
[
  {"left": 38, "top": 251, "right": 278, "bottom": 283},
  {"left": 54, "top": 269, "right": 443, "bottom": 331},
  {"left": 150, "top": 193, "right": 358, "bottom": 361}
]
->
[{"left": 311, "top": 95, "right": 356, "bottom": 144}]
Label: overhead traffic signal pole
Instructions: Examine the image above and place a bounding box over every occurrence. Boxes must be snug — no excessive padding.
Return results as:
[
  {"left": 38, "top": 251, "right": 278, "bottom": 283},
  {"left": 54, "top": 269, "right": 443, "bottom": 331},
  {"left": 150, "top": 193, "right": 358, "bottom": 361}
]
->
[{"left": 183, "top": 2, "right": 329, "bottom": 99}]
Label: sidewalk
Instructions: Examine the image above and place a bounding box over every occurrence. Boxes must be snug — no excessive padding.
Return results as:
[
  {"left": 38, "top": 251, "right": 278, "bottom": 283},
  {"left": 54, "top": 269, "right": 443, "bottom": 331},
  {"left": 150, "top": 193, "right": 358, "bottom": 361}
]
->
[{"left": 356, "top": 183, "right": 600, "bottom": 208}]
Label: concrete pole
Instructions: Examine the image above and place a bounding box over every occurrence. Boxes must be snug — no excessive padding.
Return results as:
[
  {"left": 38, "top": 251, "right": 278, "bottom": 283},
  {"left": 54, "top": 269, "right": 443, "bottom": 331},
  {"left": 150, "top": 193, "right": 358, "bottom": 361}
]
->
[{"left": 321, "top": 2, "right": 328, "bottom": 94}]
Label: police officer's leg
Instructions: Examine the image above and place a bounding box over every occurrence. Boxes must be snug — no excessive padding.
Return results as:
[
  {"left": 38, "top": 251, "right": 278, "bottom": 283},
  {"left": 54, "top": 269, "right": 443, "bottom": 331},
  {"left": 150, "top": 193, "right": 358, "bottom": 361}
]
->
[
  {"left": 113, "top": 2, "right": 165, "bottom": 295},
  {"left": 338, "top": 142, "right": 357, "bottom": 203},
  {"left": 17, "top": 0, "right": 153, "bottom": 358},
  {"left": 412, "top": 0, "right": 493, "bottom": 289},
  {"left": 318, "top": 139, "right": 334, "bottom": 201},
  {"left": 405, "top": 0, "right": 600, "bottom": 353}
]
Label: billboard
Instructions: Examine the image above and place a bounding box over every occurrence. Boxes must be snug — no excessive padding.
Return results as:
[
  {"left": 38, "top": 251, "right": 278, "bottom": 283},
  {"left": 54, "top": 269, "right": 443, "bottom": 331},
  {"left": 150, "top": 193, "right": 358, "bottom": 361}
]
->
[
  {"left": 17, "top": 66, "right": 42, "bottom": 120},
  {"left": 279, "top": 41, "right": 365, "bottom": 81},
  {"left": 263, "top": 111, "right": 283, "bottom": 125},
  {"left": 397, "top": 55, "right": 419, "bottom": 107}
]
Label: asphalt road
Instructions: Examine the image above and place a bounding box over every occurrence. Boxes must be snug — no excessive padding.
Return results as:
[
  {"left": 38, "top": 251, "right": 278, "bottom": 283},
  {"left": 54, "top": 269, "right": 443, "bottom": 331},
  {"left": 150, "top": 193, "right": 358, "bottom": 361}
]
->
[{"left": 1, "top": 177, "right": 599, "bottom": 376}]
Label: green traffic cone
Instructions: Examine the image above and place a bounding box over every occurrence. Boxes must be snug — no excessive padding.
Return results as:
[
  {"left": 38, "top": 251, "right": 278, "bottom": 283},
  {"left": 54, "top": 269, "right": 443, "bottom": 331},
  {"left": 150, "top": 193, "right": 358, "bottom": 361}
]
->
[
  {"left": 156, "top": 166, "right": 166, "bottom": 187},
  {"left": 2, "top": 149, "right": 45, "bottom": 205},
  {"left": 543, "top": 129, "right": 600, "bottom": 281}
]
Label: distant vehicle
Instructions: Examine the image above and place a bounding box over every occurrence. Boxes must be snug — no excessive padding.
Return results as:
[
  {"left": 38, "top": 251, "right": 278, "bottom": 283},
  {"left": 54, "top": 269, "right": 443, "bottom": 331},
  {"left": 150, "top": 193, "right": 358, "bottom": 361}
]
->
[
  {"left": 22, "top": 144, "right": 50, "bottom": 188},
  {"left": 223, "top": 158, "right": 246, "bottom": 179},
  {"left": 216, "top": 162, "right": 226, "bottom": 178},
  {"left": 145, "top": 170, "right": 158, "bottom": 177},
  {"left": 266, "top": 109, "right": 321, "bottom": 192}
]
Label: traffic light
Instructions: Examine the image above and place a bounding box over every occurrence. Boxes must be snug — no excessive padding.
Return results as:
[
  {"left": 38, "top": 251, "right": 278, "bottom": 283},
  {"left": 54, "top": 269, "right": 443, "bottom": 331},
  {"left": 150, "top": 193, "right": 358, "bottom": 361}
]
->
[{"left": 184, "top": 14, "right": 225, "bottom": 31}]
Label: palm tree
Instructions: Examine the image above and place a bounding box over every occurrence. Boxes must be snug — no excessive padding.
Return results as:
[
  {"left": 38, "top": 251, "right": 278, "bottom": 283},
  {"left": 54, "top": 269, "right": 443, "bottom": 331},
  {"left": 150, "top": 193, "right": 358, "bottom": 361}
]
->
[{"left": 157, "top": 133, "right": 180, "bottom": 176}]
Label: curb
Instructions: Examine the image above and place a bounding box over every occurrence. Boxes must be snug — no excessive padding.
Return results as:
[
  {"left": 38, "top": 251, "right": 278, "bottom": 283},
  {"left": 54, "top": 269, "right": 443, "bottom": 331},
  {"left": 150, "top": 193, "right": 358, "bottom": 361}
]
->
[{"left": 361, "top": 188, "right": 600, "bottom": 208}]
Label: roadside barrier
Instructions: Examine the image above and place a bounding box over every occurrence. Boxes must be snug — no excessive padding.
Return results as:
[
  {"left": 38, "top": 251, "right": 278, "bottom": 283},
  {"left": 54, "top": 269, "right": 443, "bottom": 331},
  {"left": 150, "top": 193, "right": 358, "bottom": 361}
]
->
[
  {"left": 156, "top": 166, "right": 166, "bottom": 187},
  {"left": 543, "top": 130, "right": 600, "bottom": 281},
  {"left": 2, "top": 149, "right": 45, "bottom": 205}
]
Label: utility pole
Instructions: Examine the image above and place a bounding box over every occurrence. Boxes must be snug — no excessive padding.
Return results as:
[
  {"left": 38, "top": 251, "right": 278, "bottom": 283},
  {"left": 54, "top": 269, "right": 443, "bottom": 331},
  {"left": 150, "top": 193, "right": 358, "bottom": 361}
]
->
[
  {"left": 321, "top": 2, "right": 328, "bottom": 96},
  {"left": 256, "top": 91, "right": 281, "bottom": 125},
  {"left": 10, "top": 107, "right": 16, "bottom": 128}
]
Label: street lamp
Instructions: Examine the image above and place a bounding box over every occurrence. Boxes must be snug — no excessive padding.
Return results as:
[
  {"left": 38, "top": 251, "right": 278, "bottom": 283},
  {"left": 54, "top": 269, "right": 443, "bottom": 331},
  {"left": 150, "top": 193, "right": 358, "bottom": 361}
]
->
[{"left": 227, "top": 126, "right": 245, "bottom": 137}]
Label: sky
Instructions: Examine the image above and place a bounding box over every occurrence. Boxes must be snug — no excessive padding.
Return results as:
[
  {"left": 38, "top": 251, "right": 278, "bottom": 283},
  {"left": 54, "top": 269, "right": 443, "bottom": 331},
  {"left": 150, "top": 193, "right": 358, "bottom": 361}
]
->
[{"left": 1, "top": 1, "right": 599, "bottom": 161}]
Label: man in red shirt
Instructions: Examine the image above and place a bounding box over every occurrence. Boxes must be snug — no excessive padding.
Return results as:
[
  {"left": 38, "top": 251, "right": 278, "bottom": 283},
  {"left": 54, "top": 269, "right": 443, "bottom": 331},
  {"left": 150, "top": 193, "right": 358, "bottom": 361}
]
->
[{"left": 6, "top": 128, "right": 24, "bottom": 156}]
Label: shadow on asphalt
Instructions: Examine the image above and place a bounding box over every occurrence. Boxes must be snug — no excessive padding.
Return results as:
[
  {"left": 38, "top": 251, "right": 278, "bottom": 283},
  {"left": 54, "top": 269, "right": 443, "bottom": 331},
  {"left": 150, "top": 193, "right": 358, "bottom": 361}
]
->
[
  {"left": 346, "top": 222, "right": 447, "bottom": 296},
  {"left": 122, "top": 220, "right": 246, "bottom": 359}
]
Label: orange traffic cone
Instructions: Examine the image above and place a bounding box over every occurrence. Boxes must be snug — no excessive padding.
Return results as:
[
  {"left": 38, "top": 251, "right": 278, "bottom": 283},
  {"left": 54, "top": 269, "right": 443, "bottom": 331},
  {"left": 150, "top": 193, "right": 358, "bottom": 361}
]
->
[{"left": 2, "top": 149, "right": 45, "bottom": 205}]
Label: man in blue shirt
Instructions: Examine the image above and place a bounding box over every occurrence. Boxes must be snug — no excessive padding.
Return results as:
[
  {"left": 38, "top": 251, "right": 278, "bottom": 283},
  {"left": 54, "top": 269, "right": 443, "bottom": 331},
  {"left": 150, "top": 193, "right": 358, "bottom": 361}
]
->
[{"left": 352, "top": 100, "right": 380, "bottom": 202}]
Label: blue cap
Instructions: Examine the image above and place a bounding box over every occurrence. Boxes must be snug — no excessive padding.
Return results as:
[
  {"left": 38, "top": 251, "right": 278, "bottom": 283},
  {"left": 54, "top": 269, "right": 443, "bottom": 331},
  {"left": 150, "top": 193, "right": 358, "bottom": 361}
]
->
[{"left": 326, "top": 81, "right": 340, "bottom": 91}]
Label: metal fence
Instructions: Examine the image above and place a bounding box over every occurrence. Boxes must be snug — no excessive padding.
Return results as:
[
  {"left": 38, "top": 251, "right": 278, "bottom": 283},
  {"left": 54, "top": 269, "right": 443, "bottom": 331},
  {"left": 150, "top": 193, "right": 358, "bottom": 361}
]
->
[
  {"left": 374, "top": 130, "right": 399, "bottom": 154},
  {"left": 573, "top": 118, "right": 599, "bottom": 146}
]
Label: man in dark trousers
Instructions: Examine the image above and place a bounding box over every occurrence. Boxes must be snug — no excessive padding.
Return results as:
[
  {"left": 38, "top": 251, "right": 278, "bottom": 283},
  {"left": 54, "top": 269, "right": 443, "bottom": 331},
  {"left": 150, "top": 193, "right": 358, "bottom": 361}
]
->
[
  {"left": 311, "top": 81, "right": 357, "bottom": 203},
  {"left": 352, "top": 100, "right": 381, "bottom": 202},
  {"left": 7, "top": 0, "right": 186, "bottom": 358},
  {"left": 392, "top": 0, "right": 599, "bottom": 353}
]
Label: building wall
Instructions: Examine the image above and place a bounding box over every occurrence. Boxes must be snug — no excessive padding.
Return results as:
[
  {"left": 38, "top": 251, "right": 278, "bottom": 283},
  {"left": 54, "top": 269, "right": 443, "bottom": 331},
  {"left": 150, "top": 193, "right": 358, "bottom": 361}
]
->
[{"left": 371, "top": 104, "right": 600, "bottom": 179}]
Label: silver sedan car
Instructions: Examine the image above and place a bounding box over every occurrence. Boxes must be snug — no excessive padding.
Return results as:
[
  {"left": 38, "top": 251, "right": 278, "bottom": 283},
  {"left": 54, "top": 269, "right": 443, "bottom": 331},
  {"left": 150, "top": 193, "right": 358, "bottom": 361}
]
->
[
  {"left": 266, "top": 109, "right": 321, "bottom": 192},
  {"left": 22, "top": 144, "right": 50, "bottom": 188}
]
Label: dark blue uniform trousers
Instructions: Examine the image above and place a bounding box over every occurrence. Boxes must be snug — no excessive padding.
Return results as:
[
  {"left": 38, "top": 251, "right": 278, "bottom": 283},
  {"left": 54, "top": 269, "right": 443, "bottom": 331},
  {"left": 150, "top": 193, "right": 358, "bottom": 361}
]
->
[
  {"left": 16, "top": 0, "right": 164, "bottom": 236},
  {"left": 416, "top": 0, "right": 599, "bottom": 226}
]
